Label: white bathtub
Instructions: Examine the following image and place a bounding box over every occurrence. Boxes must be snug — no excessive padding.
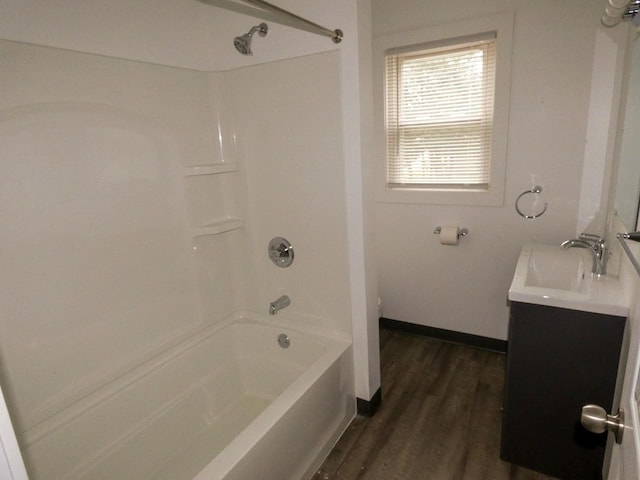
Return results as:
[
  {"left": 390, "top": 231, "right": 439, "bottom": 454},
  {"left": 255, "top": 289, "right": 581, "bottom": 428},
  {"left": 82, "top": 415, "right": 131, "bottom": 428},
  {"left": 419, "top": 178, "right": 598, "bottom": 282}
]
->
[{"left": 20, "top": 312, "right": 354, "bottom": 480}]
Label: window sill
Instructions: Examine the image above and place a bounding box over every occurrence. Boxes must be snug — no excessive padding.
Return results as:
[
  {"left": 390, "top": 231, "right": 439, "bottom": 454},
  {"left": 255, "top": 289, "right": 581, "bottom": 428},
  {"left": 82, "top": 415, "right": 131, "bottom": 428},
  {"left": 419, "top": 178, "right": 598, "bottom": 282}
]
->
[{"left": 377, "top": 185, "right": 504, "bottom": 207}]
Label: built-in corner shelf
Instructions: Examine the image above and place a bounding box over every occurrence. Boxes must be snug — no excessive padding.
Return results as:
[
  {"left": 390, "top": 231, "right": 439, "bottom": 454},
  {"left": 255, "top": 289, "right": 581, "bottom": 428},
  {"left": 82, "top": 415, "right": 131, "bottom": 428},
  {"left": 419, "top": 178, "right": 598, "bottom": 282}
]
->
[
  {"left": 184, "top": 163, "right": 237, "bottom": 176},
  {"left": 192, "top": 217, "right": 243, "bottom": 237},
  {"left": 184, "top": 163, "right": 241, "bottom": 238}
]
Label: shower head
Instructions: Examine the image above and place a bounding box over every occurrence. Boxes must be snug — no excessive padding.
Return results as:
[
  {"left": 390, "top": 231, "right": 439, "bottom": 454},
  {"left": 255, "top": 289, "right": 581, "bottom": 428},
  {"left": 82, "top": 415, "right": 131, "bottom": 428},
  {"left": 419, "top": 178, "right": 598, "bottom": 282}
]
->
[{"left": 234, "top": 23, "right": 268, "bottom": 56}]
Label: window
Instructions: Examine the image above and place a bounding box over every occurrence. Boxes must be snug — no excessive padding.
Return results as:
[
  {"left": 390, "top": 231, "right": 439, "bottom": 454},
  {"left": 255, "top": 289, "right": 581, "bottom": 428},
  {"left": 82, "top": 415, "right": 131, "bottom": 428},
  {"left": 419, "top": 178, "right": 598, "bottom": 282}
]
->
[
  {"left": 374, "top": 13, "right": 512, "bottom": 206},
  {"left": 385, "top": 34, "right": 496, "bottom": 190}
]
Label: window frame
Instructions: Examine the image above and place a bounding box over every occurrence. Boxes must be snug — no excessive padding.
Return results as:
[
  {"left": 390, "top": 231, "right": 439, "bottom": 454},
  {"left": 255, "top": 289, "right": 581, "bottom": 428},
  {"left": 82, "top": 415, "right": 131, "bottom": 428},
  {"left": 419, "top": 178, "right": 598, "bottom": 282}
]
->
[{"left": 374, "top": 13, "right": 513, "bottom": 207}]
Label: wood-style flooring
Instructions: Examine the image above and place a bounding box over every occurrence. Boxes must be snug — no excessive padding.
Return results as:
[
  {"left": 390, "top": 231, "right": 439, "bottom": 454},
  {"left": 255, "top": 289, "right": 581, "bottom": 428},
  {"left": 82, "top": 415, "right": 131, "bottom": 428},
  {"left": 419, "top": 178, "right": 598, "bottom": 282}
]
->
[{"left": 315, "top": 327, "right": 557, "bottom": 480}]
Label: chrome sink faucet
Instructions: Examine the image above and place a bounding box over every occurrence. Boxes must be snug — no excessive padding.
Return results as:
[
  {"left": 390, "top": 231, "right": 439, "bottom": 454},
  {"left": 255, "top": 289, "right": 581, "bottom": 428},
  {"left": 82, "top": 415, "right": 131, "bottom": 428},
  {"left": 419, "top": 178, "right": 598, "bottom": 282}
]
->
[
  {"left": 269, "top": 295, "right": 290, "bottom": 315},
  {"left": 561, "top": 233, "right": 608, "bottom": 275}
]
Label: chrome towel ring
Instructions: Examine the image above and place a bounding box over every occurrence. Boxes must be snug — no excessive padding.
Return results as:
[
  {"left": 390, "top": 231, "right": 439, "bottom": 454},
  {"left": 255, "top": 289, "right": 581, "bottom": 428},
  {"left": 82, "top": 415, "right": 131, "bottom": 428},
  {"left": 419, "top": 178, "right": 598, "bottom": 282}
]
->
[{"left": 515, "top": 185, "right": 548, "bottom": 219}]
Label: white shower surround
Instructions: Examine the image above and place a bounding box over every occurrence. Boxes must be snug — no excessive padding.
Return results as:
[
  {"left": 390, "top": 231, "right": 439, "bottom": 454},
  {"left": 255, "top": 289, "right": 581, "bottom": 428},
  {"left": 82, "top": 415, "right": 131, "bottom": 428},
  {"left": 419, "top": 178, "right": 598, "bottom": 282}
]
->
[
  {"left": 0, "top": 0, "right": 379, "bottom": 423},
  {"left": 0, "top": 15, "right": 359, "bottom": 478}
]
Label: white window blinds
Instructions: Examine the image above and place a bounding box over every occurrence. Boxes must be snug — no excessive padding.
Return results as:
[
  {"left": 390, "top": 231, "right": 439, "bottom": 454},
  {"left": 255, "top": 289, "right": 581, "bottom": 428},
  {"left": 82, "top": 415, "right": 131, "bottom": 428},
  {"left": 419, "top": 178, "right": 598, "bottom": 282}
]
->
[{"left": 385, "top": 34, "right": 496, "bottom": 189}]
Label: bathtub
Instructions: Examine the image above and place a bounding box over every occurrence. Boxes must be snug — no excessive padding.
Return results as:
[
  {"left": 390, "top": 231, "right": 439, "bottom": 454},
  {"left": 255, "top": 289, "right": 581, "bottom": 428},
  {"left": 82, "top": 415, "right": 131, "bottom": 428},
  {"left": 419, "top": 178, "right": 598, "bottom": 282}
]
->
[{"left": 20, "top": 312, "right": 354, "bottom": 480}]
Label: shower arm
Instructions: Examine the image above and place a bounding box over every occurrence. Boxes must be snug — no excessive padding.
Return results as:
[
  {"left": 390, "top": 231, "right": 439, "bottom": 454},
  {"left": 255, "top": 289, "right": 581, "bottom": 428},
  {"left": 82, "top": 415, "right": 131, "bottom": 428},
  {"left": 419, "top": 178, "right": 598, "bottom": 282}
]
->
[{"left": 236, "top": 0, "right": 343, "bottom": 44}]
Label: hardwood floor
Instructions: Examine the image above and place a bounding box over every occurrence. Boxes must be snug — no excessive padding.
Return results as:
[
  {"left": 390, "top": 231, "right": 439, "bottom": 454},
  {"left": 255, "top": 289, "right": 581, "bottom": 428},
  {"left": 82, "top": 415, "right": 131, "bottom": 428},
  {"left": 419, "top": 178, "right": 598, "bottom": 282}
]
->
[{"left": 315, "top": 327, "right": 557, "bottom": 480}]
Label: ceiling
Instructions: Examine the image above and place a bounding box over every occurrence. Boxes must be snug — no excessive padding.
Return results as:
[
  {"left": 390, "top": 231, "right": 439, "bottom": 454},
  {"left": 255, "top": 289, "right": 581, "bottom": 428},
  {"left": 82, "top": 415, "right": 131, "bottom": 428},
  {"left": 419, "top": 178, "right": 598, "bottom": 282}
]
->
[{"left": 0, "top": 0, "right": 348, "bottom": 71}]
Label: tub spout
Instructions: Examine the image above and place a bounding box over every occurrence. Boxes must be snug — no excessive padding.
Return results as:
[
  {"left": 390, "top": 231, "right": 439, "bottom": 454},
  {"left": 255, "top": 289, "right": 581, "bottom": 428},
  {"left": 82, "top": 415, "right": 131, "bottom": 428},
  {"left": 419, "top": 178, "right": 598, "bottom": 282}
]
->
[{"left": 269, "top": 295, "right": 290, "bottom": 315}]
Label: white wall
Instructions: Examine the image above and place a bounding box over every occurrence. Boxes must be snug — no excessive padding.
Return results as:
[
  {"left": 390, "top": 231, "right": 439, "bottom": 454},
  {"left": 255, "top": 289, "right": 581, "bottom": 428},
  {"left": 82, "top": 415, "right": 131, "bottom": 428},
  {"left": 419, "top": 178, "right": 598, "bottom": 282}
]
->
[
  {"left": 0, "top": 41, "right": 234, "bottom": 438},
  {"left": 373, "top": 0, "right": 615, "bottom": 340},
  {"left": 353, "top": 0, "right": 381, "bottom": 402},
  {"left": 222, "top": 51, "right": 353, "bottom": 335}
]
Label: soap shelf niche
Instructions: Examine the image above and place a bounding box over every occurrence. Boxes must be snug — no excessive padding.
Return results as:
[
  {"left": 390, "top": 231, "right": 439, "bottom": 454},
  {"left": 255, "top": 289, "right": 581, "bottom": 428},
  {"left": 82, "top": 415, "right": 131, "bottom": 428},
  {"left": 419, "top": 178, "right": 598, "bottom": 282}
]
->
[
  {"left": 184, "top": 162, "right": 237, "bottom": 176},
  {"left": 183, "top": 162, "right": 242, "bottom": 238},
  {"left": 192, "top": 217, "right": 243, "bottom": 237}
]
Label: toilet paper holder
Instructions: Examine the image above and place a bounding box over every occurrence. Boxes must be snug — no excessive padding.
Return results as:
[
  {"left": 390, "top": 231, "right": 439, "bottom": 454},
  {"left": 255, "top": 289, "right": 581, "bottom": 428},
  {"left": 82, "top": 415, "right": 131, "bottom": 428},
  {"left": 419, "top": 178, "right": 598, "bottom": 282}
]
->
[{"left": 433, "top": 226, "right": 469, "bottom": 237}]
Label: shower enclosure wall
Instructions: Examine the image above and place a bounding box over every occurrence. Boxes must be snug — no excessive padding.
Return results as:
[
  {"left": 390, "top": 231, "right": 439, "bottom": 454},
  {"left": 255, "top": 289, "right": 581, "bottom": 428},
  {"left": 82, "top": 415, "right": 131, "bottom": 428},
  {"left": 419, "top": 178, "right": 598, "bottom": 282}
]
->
[{"left": 0, "top": 8, "right": 356, "bottom": 477}]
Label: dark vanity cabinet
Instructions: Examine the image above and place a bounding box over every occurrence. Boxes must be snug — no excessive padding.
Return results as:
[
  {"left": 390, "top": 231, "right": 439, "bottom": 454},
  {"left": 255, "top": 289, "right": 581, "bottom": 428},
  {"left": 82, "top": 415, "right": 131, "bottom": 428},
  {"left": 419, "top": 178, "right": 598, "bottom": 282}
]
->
[{"left": 501, "top": 302, "right": 626, "bottom": 480}]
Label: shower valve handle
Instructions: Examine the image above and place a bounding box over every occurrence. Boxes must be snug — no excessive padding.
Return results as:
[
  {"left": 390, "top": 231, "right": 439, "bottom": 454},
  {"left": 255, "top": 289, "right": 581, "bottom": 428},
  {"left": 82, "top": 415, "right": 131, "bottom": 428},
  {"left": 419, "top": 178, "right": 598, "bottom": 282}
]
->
[{"left": 268, "top": 237, "right": 294, "bottom": 268}]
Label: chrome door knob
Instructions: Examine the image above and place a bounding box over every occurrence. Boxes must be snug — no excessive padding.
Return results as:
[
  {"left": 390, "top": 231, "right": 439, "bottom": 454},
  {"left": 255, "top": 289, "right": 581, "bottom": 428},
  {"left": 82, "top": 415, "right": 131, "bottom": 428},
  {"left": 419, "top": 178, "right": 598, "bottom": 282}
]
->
[{"left": 581, "top": 404, "right": 624, "bottom": 444}]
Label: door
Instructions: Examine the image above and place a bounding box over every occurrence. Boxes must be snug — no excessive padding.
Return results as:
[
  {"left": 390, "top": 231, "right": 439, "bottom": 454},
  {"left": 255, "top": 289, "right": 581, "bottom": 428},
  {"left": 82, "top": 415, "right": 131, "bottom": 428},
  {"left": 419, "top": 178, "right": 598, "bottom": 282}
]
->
[
  {"left": 0, "top": 385, "right": 28, "bottom": 479},
  {"left": 607, "top": 291, "right": 640, "bottom": 480}
]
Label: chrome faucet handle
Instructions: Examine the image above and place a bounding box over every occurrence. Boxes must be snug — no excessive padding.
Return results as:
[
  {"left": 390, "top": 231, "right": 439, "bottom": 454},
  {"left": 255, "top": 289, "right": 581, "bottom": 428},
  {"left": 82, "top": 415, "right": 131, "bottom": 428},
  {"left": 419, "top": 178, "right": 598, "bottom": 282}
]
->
[
  {"left": 579, "top": 233, "right": 606, "bottom": 256},
  {"left": 579, "top": 233, "right": 604, "bottom": 243}
]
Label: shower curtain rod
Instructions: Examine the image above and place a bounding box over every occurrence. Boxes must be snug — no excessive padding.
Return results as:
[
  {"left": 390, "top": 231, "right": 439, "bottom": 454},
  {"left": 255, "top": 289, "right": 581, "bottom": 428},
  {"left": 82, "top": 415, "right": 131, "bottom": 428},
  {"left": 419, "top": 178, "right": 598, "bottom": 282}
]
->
[
  {"left": 198, "top": 0, "right": 343, "bottom": 44},
  {"left": 235, "top": 0, "right": 343, "bottom": 43},
  {"left": 602, "top": 0, "right": 639, "bottom": 27}
]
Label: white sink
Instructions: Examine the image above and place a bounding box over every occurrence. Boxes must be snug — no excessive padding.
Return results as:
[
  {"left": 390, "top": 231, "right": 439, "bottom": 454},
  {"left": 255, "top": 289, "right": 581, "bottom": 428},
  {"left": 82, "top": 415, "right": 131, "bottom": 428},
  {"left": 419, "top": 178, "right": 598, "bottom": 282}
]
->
[
  {"left": 508, "top": 244, "right": 628, "bottom": 316},
  {"left": 523, "top": 244, "right": 589, "bottom": 293}
]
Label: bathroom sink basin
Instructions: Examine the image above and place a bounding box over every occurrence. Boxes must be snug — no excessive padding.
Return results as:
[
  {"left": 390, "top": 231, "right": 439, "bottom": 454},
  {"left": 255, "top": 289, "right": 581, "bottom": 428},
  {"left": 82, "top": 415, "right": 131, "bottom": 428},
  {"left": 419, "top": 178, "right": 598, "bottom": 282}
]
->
[
  {"left": 508, "top": 244, "right": 628, "bottom": 316},
  {"left": 523, "top": 244, "right": 588, "bottom": 293}
]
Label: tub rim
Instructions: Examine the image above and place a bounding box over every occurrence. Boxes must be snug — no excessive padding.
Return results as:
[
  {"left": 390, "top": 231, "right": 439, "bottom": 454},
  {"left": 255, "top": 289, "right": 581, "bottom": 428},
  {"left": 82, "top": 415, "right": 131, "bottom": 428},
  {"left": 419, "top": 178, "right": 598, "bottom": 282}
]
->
[
  {"left": 22, "top": 311, "right": 350, "bottom": 448},
  {"left": 192, "top": 315, "right": 352, "bottom": 480}
]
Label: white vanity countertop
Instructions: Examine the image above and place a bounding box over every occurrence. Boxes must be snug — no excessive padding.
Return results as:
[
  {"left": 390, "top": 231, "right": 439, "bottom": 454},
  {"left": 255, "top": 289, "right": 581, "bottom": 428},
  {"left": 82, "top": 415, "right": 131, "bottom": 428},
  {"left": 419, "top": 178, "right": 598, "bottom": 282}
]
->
[{"left": 508, "top": 244, "right": 629, "bottom": 317}]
